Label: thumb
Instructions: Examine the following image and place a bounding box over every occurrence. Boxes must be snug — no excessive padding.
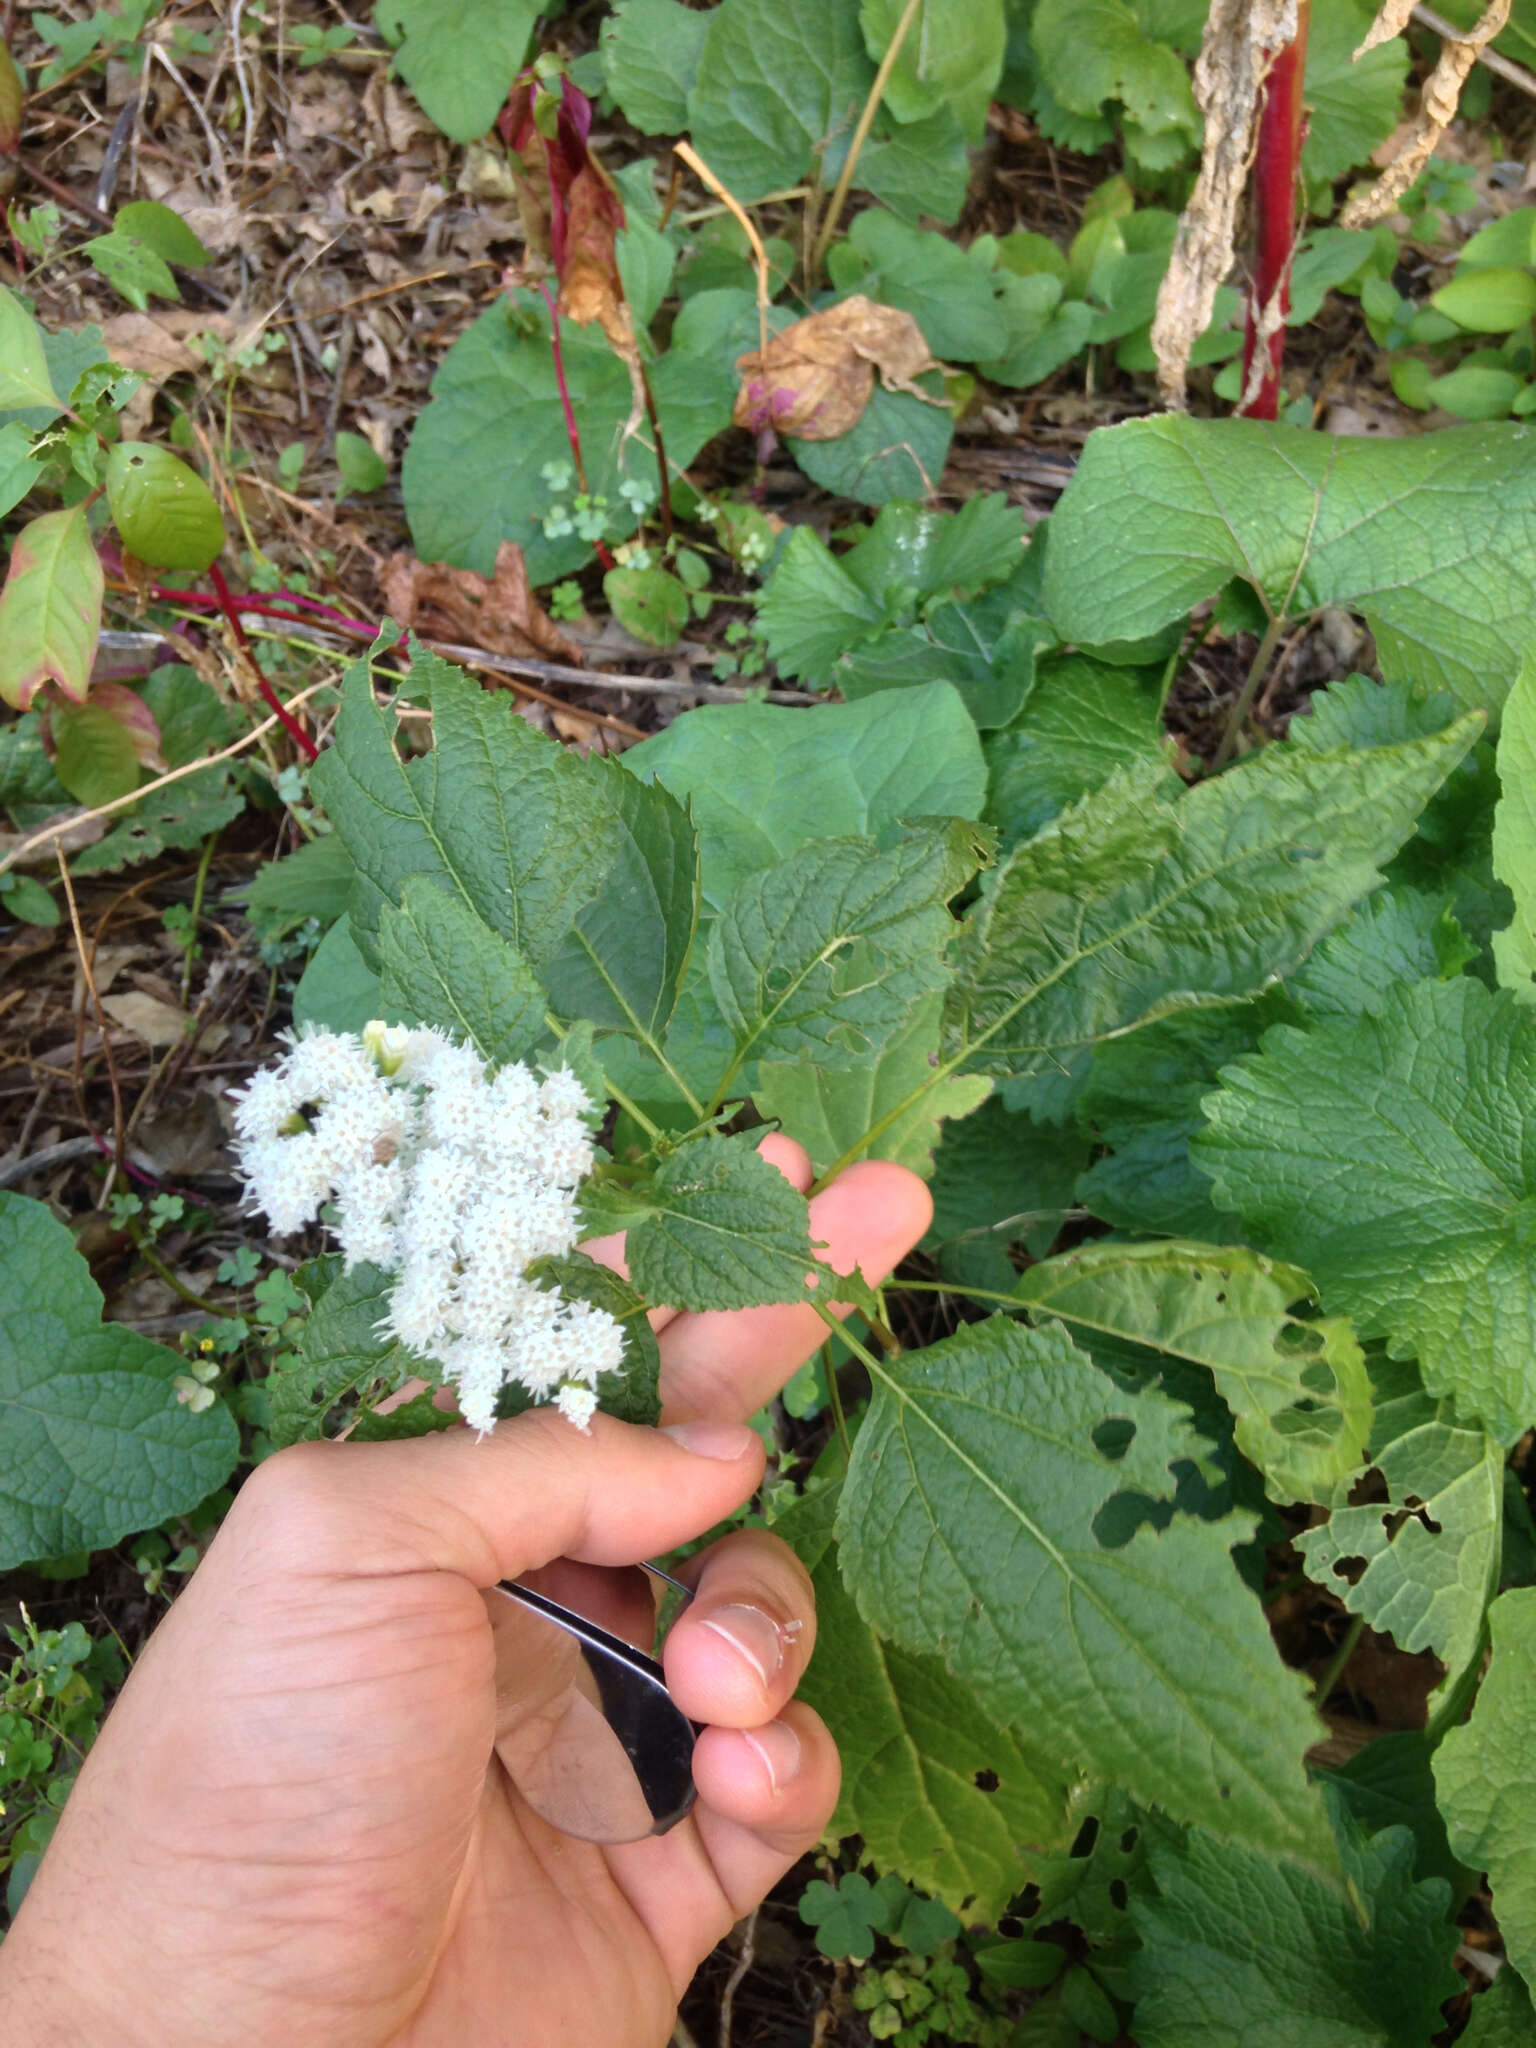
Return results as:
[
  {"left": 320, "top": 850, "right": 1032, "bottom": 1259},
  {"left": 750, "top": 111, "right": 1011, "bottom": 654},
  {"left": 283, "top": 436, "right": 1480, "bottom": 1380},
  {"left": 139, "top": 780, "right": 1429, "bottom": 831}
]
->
[{"left": 227, "top": 1411, "right": 766, "bottom": 1588}]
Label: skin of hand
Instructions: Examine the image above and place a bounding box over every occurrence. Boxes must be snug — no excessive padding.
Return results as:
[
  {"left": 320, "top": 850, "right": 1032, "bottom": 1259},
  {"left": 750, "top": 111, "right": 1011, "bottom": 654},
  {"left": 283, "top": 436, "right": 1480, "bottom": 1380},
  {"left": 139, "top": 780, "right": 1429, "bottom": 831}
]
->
[{"left": 0, "top": 1147, "right": 930, "bottom": 2048}]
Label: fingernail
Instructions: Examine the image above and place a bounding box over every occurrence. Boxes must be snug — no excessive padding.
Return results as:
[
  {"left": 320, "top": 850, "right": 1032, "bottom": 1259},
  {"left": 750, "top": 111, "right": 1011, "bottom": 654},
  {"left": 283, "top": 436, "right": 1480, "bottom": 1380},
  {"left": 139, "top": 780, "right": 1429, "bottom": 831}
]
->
[
  {"left": 659, "top": 1419, "right": 758, "bottom": 1461},
  {"left": 698, "top": 1603, "right": 786, "bottom": 1687},
  {"left": 742, "top": 1719, "right": 801, "bottom": 1796}
]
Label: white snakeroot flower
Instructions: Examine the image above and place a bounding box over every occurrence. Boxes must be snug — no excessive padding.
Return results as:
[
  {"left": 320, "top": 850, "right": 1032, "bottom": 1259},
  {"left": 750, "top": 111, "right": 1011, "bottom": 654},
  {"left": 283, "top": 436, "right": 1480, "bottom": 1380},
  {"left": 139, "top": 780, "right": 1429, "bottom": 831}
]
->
[{"left": 233, "top": 1024, "right": 624, "bottom": 1432}]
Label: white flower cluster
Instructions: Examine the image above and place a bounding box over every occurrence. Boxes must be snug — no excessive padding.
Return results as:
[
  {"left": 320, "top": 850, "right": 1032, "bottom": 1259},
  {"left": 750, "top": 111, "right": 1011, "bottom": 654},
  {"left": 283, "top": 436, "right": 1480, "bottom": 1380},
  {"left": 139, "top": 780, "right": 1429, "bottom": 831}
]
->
[{"left": 232, "top": 1023, "right": 623, "bottom": 1433}]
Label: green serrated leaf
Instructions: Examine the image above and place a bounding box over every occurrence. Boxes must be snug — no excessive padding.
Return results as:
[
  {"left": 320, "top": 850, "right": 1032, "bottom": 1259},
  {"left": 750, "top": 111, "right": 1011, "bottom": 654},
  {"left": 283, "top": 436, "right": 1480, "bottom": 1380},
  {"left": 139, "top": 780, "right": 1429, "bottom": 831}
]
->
[
  {"left": 983, "top": 652, "right": 1171, "bottom": 850},
  {"left": 1458, "top": 1970, "right": 1536, "bottom": 2047},
  {"left": 709, "top": 832, "right": 954, "bottom": 1077},
  {"left": 923, "top": 1093, "right": 1086, "bottom": 1289},
  {"left": 1127, "top": 1799, "right": 1459, "bottom": 2047},
  {"left": 50, "top": 698, "right": 140, "bottom": 807},
  {"left": 0, "top": 284, "right": 63, "bottom": 416},
  {"left": 1043, "top": 417, "right": 1536, "bottom": 718},
  {"left": 860, "top": 0, "right": 1005, "bottom": 140},
  {"left": 1492, "top": 649, "right": 1536, "bottom": 1001},
  {"left": 243, "top": 832, "right": 355, "bottom": 940},
  {"left": 309, "top": 644, "right": 622, "bottom": 972},
  {"left": 1435, "top": 1588, "right": 1536, "bottom": 1991},
  {"left": 0, "top": 1191, "right": 238, "bottom": 1563},
  {"left": 1296, "top": 1405, "right": 1501, "bottom": 1697},
  {"left": 625, "top": 1130, "right": 815, "bottom": 1311},
  {"left": 292, "top": 918, "right": 394, "bottom": 1037},
  {"left": 105, "top": 443, "right": 225, "bottom": 572},
  {"left": 1016, "top": 1241, "right": 1373, "bottom": 1507},
  {"left": 686, "top": 0, "right": 874, "bottom": 201},
  {"left": 113, "top": 199, "right": 210, "bottom": 267},
  {"left": 1195, "top": 979, "right": 1536, "bottom": 1443},
  {"left": 272, "top": 1260, "right": 427, "bottom": 1444},
  {"left": 1289, "top": 881, "right": 1474, "bottom": 1019},
  {"left": 946, "top": 717, "right": 1478, "bottom": 1095},
  {"left": 777, "top": 1478, "right": 1079, "bottom": 1917},
  {"left": 600, "top": 0, "right": 708, "bottom": 132},
  {"left": 1323, "top": 1729, "right": 1470, "bottom": 1894},
  {"left": 0, "top": 506, "right": 104, "bottom": 710},
  {"left": 374, "top": 0, "right": 541, "bottom": 140},
  {"left": 1032, "top": 0, "right": 1198, "bottom": 138},
  {"left": 838, "top": 1316, "right": 1334, "bottom": 1868},
  {"left": 378, "top": 878, "right": 547, "bottom": 1065},
  {"left": 1301, "top": 0, "right": 1408, "bottom": 186}
]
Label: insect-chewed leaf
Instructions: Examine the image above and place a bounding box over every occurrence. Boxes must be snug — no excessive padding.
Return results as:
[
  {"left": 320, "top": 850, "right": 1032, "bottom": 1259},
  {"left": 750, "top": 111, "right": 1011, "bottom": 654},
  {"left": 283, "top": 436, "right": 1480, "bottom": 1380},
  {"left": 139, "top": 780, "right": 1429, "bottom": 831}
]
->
[
  {"left": 624, "top": 1130, "right": 816, "bottom": 1311},
  {"left": 0, "top": 505, "right": 104, "bottom": 709},
  {"left": 1492, "top": 648, "right": 1536, "bottom": 1003},
  {"left": 105, "top": 443, "right": 226, "bottom": 572},
  {"left": 1015, "top": 1239, "right": 1373, "bottom": 1507},
  {"left": 838, "top": 1315, "right": 1335, "bottom": 1870}
]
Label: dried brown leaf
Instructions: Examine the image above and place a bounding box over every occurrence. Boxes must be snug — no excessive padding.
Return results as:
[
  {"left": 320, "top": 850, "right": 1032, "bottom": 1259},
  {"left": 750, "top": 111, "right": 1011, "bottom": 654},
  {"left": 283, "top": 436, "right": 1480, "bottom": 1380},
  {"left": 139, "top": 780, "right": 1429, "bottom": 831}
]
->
[
  {"left": 380, "top": 543, "right": 583, "bottom": 666},
  {"left": 1356, "top": 0, "right": 1417, "bottom": 56},
  {"left": 733, "top": 296, "right": 943, "bottom": 441},
  {"left": 1341, "top": 0, "right": 1511, "bottom": 226}
]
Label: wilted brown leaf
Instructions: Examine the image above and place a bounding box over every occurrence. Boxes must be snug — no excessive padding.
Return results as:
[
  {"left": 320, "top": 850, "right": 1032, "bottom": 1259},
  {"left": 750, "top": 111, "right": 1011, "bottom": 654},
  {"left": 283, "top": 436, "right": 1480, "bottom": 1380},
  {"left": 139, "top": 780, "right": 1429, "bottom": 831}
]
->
[
  {"left": 380, "top": 543, "right": 583, "bottom": 666},
  {"left": 733, "top": 296, "right": 943, "bottom": 441},
  {"left": 1341, "top": 0, "right": 1511, "bottom": 227}
]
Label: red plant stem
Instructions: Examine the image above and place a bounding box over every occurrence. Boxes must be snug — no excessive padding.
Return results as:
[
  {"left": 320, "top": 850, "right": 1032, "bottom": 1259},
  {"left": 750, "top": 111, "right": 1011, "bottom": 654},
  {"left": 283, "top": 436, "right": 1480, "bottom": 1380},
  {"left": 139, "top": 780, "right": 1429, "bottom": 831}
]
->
[
  {"left": 540, "top": 283, "right": 617, "bottom": 572},
  {"left": 1237, "top": 2, "right": 1312, "bottom": 422},
  {"left": 137, "top": 579, "right": 375, "bottom": 637},
  {"left": 206, "top": 561, "right": 319, "bottom": 761}
]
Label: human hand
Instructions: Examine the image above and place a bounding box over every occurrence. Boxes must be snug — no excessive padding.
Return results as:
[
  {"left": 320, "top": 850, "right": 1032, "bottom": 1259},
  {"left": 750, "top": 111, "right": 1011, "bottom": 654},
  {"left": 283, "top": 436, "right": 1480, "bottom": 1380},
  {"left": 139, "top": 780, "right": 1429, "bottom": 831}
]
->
[{"left": 0, "top": 1149, "right": 929, "bottom": 2048}]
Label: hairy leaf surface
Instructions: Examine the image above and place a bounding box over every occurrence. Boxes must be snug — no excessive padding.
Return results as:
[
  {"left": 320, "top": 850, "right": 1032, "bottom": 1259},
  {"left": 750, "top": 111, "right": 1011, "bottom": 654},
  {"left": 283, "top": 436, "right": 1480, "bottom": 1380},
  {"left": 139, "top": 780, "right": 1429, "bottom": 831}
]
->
[
  {"left": 1195, "top": 979, "right": 1536, "bottom": 1441},
  {"left": 625, "top": 1132, "right": 815, "bottom": 1311},
  {"left": 378, "top": 879, "right": 547, "bottom": 1066},
  {"left": 1044, "top": 418, "right": 1536, "bottom": 715},
  {"left": 984, "top": 653, "right": 1171, "bottom": 850},
  {"left": 946, "top": 718, "right": 1477, "bottom": 1089},
  {"left": 0, "top": 1192, "right": 237, "bottom": 1564},
  {"left": 837, "top": 1317, "right": 1332, "bottom": 1866},
  {"left": 1015, "top": 1241, "right": 1372, "bottom": 1507},
  {"left": 1492, "top": 649, "right": 1536, "bottom": 1001}
]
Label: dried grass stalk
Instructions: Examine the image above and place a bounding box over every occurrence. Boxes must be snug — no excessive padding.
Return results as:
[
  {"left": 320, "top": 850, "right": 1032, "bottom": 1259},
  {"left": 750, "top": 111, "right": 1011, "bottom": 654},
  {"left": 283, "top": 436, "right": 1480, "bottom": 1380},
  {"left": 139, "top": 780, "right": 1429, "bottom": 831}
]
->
[
  {"left": 1341, "top": 0, "right": 1512, "bottom": 226},
  {"left": 1151, "top": 0, "right": 1298, "bottom": 409}
]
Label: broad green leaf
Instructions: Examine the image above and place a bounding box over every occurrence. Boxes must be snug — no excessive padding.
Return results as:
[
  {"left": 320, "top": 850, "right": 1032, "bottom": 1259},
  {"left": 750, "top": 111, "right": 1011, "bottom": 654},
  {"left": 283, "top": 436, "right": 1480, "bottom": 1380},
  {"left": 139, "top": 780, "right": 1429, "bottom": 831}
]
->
[
  {"left": 1289, "top": 882, "right": 1474, "bottom": 1020},
  {"left": 378, "top": 878, "right": 547, "bottom": 1065},
  {"left": 708, "top": 833, "right": 955, "bottom": 1076},
  {"left": 105, "top": 442, "right": 225, "bottom": 572},
  {"left": 1043, "top": 417, "right": 1536, "bottom": 718},
  {"left": 1300, "top": 0, "right": 1408, "bottom": 186},
  {"left": 1492, "top": 649, "right": 1536, "bottom": 1001},
  {"left": 71, "top": 665, "right": 243, "bottom": 875},
  {"left": 0, "top": 506, "right": 104, "bottom": 709},
  {"left": 1458, "top": 207, "right": 1536, "bottom": 269},
  {"left": 923, "top": 1094, "right": 1087, "bottom": 1289},
  {"left": 838, "top": 1317, "right": 1334, "bottom": 1867},
  {"left": 0, "top": 419, "right": 43, "bottom": 517},
  {"left": 945, "top": 717, "right": 1478, "bottom": 1092},
  {"left": 244, "top": 833, "right": 355, "bottom": 941},
  {"left": 603, "top": 563, "right": 689, "bottom": 647},
  {"left": 113, "top": 199, "right": 209, "bottom": 267},
  {"left": 983, "top": 652, "right": 1170, "bottom": 850},
  {"left": 0, "top": 285, "right": 60, "bottom": 415},
  {"left": 1195, "top": 979, "right": 1536, "bottom": 1442},
  {"left": 293, "top": 918, "right": 395, "bottom": 1037},
  {"left": 789, "top": 377, "right": 954, "bottom": 510},
  {"left": 1427, "top": 365, "right": 1522, "bottom": 422},
  {"left": 50, "top": 698, "right": 140, "bottom": 807},
  {"left": 686, "top": 0, "right": 873, "bottom": 202},
  {"left": 0, "top": 872, "right": 59, "bottom": 926},
  {"left": 1296, "top": 1404, "right": 1501, "bottom": 1696},
  {"left": 309, "top": 646, "right": 622, "bottom": 972},
  {"left": 622, "top": 682, "right": 987, "bottom": 913},
  {"left": 1459, "top": 1970, "right": 1536, "bottom": 2046},
  {"left": 335, "top": 430, "right": 388, "bottom": 498},
  {"left": 624, "top": 1131, "right": 816, "bottom": 1311},
  {"left": 1127, "top": 1802, "right": 1458, "bottom": 2047},
  {"left": 542, "top": 759, "right": 700, "bottom": 1048},
  {"left": 82, "top": 230, "right": 178, "bottom": 310},
  {"left": 273, "top": 1260, "right": 430, "bottom": 1444},
  {"left": 374, "top": 0, "right": 541, "bottom": 140},
  {"left": 752, "top": 992, "right": 991, "bottom": 1179},
  {"left": 1032, "top": 0, "right": 1198, "bottom": 142},
  {"left": 1323, "top": 1730, "right": 1471, "bottom": 1894},
  {"left": 777, "top": 1479, "right": 1079, "bottom": 1919},
  {"left": 1433, "top": 267, "right": 1536, "bottom": 333},
  {"left": 827, "top": 210, "right": 1009, "bottom": 360},
  {"left": 0, "top": 1191, "right": 238, "bottom": 1564},
  {"left": 1076, "top": 1002, "right": 1281, "bottom": 1240},
  {"left": 401, "top": 292, "right": 736, "bottom": 581},
  {"left": 979, "top": 274, "right": 1094, "bottom": 388},
  {"left": 835, "top": 584, "right": 1053, "bottom": 731},
  {"left": 859, "top": 0, "right": 1005, "bottom": 139},
  {"left": 600, "top": 0, "right": 709, "bottom": 132},
  {"left": 1016, "top": 1241, "right": 1372, "bottom": 1508},
  {"left": 1434, "top": 1588, "right": 1536, "bottom": 1988},
  {"left": 854, "top": 106, "right": 968, "bottom": 226}
]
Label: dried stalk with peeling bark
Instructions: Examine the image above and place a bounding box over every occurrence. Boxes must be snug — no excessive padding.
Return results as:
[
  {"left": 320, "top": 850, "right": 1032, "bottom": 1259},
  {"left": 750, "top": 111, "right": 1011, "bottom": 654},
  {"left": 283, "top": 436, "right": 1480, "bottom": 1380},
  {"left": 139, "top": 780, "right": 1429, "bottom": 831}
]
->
[
  {"left": 1151, "top": 0, "right": 1298, "bottom": 409},
  {"left": 1341, "top": 0, "right": 1512, "bottom": 226}
]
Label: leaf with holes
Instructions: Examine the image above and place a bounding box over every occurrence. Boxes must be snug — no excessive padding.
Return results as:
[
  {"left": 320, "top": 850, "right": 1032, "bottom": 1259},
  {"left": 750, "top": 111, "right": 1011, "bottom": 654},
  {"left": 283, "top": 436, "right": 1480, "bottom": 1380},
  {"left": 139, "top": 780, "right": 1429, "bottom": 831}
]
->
[
  {"left": 837, "top": 1316, "right": 1333, "bottom": 1868},
  {"left": 105, "top": 443, "right": 225, "bottom": 572},
  {"left": 0, "top": 506, "right": 104, "bottom": 709},
  {"left": 1015, "top": 1240, "right": 1373, "bottom": 1508},
  {"left": 1493, "top": 649, "right": 1536, "bottom": 1002}
]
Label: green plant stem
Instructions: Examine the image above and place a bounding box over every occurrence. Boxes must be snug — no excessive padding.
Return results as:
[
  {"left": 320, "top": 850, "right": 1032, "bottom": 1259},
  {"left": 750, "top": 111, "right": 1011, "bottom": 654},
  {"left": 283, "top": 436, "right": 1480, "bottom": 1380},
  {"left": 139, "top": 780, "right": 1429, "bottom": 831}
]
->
[
  {"left": 1212, "top": 611, "right": 1286, "bottom": 770},
  {"left": 818, "top": 1331, "right": 852, "bottom": 1462},
  {"left": 128, "top": 1231, "right": 235, "bottom": 1319},
  {"left": 1312, "top": 1611, "right": 1367, "bottom": 1709},
  {"left": 894, "top": 1277, "right": 1026, "bottom": 1311},
  {"left": 181, "top": 828, "right": 219, "bottom": 1000},
  {"left": 808, "top": 0, "right": 925, "bottom": 284}
]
